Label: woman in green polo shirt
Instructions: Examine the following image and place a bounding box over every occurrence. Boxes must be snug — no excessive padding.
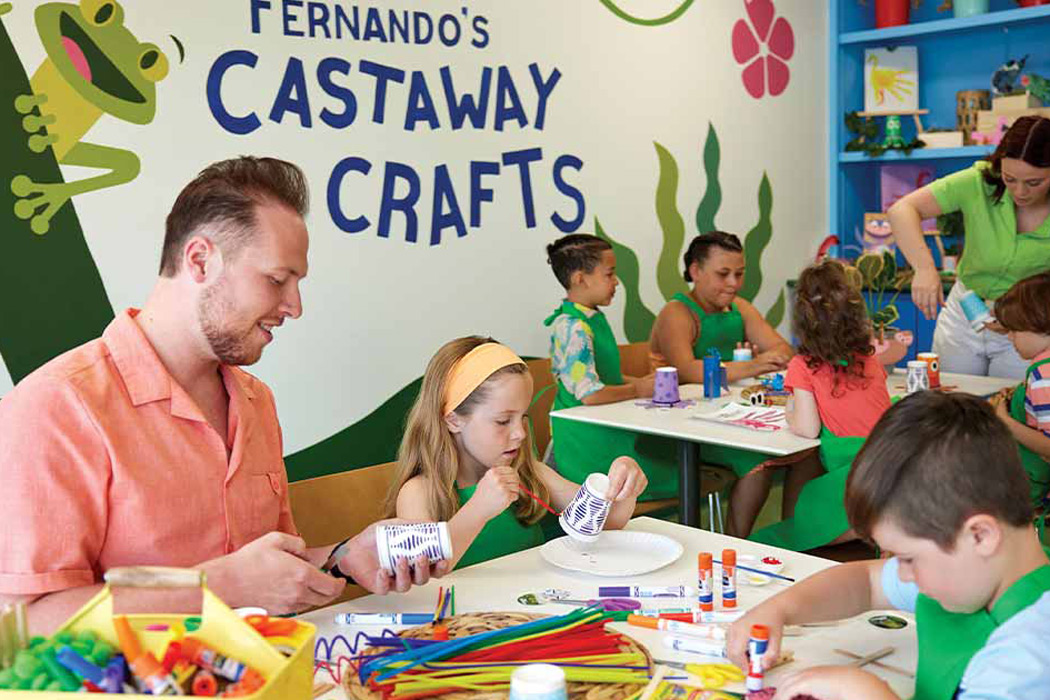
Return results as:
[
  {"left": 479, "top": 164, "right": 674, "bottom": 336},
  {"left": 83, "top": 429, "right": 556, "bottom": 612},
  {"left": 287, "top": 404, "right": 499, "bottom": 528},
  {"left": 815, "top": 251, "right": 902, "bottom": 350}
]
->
[
  {"left": 888, "top": 116, "right": 1050, "bottom": 378},
  {"left": 648, "top": 231, "right": 794, "bottom": 535}
]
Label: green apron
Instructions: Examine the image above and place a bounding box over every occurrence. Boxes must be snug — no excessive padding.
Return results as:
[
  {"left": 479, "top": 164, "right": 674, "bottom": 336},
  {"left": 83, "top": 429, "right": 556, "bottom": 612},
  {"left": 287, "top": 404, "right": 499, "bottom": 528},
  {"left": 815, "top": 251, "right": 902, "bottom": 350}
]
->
[
  {"left": 453, "top": 483, "right": 545, "bottom": 569},
  {"left": 1010, "top": 357, "right": 1050, "bottom": 506},
  {"left": 546, "top": 301, "right": 678, "bottom": 500},
  {"left": 913, "top": 564, "right": 1050, "bottom": 700},
  {"left": 749, "top": 427, "right": 865, "bottom": 551},
  {"left": 671, "top": 293, "right": 764, "bottom": 477}
]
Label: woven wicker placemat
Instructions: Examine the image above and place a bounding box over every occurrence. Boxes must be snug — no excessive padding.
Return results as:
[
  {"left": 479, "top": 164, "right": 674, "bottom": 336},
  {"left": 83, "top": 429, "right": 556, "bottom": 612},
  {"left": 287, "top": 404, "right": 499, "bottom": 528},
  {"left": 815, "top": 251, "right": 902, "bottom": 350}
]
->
[{"left": 343, "top": 612, "right": 652, "bottom": 700}]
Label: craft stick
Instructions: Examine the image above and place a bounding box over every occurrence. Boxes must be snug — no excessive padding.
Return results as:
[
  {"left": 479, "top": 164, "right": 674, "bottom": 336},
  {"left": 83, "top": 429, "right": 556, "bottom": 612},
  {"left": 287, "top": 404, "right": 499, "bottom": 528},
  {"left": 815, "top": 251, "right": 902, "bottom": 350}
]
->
[
  {"left": 451, "top": 585, "right": 456, "bottom": 617},
  {"left": 519, "top": 485, "right": 560, "bottom": 515},
  {"left": 846, "top": 646, "right": 895, "bottom": 668},
  {"left": 638, "top": 664, "right": 667, "bottom": 700},
  {"left": 833, "top": 648, "right": 914, "bottom": 677}
]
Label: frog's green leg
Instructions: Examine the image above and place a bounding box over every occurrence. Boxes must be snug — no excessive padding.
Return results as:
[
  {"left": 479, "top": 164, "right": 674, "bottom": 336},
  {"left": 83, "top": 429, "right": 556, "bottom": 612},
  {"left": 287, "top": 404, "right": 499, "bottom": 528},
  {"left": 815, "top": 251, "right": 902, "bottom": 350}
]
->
[
  {"left": 11, "top": 142, "right": 140, "bottom": 235},
  {"left": 14, "top": 94, "right": 59, "bottom": 153}
]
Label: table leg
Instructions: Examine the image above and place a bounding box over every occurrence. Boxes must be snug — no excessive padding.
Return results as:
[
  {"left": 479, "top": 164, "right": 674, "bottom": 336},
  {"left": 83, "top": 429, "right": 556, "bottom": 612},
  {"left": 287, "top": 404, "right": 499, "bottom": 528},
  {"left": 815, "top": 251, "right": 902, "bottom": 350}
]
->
[{"left": 679, "top": 440, "right": 701, "bottom": 527}]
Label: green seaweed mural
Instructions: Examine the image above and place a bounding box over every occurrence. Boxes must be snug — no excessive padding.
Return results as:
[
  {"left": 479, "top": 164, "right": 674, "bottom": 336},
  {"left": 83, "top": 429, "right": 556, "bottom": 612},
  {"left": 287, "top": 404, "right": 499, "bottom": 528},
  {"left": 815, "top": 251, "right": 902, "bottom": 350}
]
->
[{"left": 597, "top": 123, "right": 786, "bottom": 343}]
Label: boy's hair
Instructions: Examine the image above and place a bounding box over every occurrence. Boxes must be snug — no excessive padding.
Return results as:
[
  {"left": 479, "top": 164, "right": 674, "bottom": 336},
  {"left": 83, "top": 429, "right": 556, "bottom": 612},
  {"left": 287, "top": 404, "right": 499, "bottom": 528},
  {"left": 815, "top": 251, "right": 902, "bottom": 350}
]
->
[
  {"left": 160, "top": 156, "right": 309, "bottom": 276},
  {"left": 793, "top": 260, "right": 874, "bottom": 396},
  {"left": 382, "top": 336, "right": 551, "bottom": 525},
  {"left": 983, "top": 116, "right": 1050, "bottom": 204},
  {"left": 994, "top": 271, "right": 1050, "bottom": 335},
  {"left": 546, "top": 234, "right": 612, "bottom": 289},
  {"left": 682, "top": 231, "right": 744, "bottom": 282},
  {"left": 846, "top": 392, "right": 1033, "bottom": 550}
]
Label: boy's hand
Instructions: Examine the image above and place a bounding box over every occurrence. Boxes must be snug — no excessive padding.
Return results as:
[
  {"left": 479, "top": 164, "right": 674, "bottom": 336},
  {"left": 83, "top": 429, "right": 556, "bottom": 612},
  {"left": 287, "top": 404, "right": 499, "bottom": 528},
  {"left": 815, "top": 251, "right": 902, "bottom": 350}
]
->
[
  {"left": 773, "top": 665, "right": 897, "bottom": 700},
  {"left": 472, "top": 466, "right": 520, "bottom": 520},
  {"left": 631, "top": 376, "right": 655, "bottom": 398},
  {"left": 727, "top": 605, "right": 787, "bottom": 673},
  {"left": 605, "top": 456, "right": 647, "bottom": 501}
]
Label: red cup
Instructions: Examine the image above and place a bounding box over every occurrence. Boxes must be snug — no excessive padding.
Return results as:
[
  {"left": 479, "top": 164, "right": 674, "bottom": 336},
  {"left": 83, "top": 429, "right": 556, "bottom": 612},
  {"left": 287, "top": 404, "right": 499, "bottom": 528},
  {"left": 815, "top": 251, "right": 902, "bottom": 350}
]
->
[
  {"left": 875, "top": 0, "right": 910, "bottom": 27},
  {"left": 917, "top": 352, "right": 940, "bottom": 389}
]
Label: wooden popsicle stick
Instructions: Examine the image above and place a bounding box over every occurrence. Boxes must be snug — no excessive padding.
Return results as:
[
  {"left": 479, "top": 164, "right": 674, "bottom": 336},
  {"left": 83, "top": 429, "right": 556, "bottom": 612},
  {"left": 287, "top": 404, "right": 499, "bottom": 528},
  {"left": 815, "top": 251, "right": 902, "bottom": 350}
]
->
[{"left": 834, "top": 647, "right": 915, "bottom": 677}]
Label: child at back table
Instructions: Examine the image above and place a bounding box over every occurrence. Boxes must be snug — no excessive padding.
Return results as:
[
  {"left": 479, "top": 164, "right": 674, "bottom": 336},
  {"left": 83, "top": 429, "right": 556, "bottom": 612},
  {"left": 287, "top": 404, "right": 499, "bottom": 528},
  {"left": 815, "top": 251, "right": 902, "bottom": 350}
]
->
[
  {"left": 750, "top": 259, "right": 892, "bottom": 551},
  {"left": 728, "top": 392, "right": 1050, "bottom": 700},
  {"left": 990, "top": 271, "right": 1050, "bottom": 505},
  {"left": 385, "top": 336, "right": 647, "bottom": 569}
]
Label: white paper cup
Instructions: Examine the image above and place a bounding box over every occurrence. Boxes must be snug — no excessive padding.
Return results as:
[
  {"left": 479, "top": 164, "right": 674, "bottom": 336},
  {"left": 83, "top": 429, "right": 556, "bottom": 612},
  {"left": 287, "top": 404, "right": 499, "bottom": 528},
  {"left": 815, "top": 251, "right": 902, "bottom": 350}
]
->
[
  {"left": 509, "top": 663, "right": 567, "bottom": 700},
  {"left": 559, "top": 473, "right": 612, "bottom": 544},
  {"left": 906, "top": 361, "right": 930, "bottom": 394},
  {"left": 375, "top": 522, "right": 453, "bottom": 573}
]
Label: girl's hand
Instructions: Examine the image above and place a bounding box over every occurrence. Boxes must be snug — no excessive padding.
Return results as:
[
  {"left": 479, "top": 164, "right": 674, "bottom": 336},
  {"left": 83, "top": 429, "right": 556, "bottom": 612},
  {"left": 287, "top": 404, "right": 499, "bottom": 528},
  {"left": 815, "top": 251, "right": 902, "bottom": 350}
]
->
[
  {"left": 993, "top": 391, "right": 1013, "bottom": 422},
  {"left": 605, "top": 456, "right": 647, "bottom": 501},
  {"left": 471, "top": 466, "right": 520, "bottom": 520}
]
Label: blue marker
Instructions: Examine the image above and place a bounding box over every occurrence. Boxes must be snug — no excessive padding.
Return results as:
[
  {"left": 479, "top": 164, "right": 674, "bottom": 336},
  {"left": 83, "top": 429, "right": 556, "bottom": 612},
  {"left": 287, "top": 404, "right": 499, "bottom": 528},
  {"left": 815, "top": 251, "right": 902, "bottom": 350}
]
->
[
  {"left": 335, "top": 613, "right": 434, "bottom": 626},
  {"left": 56, "top": 646, "right": 104, "bottom": 685}
]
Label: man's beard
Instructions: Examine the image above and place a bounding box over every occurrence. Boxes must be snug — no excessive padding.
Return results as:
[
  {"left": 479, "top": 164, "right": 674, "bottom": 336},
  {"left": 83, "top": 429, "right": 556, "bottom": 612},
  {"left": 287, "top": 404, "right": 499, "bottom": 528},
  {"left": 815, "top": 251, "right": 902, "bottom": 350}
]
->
[{"left": 198, "top": 278, "right": 263, "bottom": 366}]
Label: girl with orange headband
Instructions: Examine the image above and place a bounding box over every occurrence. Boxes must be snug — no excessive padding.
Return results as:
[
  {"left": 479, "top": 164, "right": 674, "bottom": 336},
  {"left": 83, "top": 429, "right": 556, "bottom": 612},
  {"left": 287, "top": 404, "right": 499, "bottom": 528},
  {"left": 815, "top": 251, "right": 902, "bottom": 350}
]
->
[{"left": 384, "top": 336, "right": 648, "bottom": 569}]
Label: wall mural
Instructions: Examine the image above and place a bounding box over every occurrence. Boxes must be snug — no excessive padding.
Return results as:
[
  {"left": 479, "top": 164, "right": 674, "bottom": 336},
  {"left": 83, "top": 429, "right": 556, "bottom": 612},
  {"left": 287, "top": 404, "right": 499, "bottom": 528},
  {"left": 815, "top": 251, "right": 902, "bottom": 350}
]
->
[{"left": 1, "top": 1, "right": 822, "bottom": 481}]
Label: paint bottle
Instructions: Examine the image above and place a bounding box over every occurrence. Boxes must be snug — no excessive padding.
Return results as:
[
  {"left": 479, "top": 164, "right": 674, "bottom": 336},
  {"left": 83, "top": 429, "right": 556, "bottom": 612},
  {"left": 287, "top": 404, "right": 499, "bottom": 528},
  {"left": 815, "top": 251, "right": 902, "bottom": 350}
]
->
[
  {"left": 721, "top": 549, "right": 737, "bottom": 609},
  {"left": 698, "top": 552, "right": 714, "bottom": 612},
  {"left": 181, "top": 636, "right": 253, "bottom": 683},
  {"left": 508, "top": 663, "right": 568, "bottom": 700},
  {"left": 746, "top": 624, "right": 770, "bottom": 692}
]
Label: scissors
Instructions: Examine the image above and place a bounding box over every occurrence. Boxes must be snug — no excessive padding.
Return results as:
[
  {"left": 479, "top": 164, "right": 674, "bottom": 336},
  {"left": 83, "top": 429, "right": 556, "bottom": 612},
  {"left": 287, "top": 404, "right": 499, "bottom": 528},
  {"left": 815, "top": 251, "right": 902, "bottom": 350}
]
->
[
  {"left": 653, "top": 659, "right": 745, "bottom": 689},
  {"left": 541, "top": 588, "right": 641, "bottom": 611}
]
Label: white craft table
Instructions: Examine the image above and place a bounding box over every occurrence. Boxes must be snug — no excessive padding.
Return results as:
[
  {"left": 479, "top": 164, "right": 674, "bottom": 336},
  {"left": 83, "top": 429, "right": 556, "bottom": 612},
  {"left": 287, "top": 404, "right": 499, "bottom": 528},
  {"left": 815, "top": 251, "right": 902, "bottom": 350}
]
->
[
  {"left": 549, "top": 371, "right": 1016, "bottom": 527},
  {"left": 304, "top": 517, "right": 921, "bottom": 699}
]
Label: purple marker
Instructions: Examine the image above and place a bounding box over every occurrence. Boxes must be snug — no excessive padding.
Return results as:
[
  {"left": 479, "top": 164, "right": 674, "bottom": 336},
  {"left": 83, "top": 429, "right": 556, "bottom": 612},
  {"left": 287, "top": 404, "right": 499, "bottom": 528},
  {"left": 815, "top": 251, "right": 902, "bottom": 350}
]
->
[{"left": 598, "top": 585, "right": 694, "bottom": 598}]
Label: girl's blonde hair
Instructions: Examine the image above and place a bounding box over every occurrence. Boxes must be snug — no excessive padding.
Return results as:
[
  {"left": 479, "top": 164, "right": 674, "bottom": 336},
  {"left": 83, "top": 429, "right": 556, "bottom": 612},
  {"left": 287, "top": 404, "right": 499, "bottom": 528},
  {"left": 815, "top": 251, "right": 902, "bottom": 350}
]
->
[{"left": 383, "top": 336, "right": 551, "bottom": 524}]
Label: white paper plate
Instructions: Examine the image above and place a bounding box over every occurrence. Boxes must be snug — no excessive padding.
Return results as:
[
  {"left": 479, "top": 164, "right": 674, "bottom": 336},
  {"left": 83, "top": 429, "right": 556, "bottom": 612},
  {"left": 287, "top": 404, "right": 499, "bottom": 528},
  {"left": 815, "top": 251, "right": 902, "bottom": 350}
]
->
[{"left": 539, "top": 531, "right": 684, "bottom": 576}]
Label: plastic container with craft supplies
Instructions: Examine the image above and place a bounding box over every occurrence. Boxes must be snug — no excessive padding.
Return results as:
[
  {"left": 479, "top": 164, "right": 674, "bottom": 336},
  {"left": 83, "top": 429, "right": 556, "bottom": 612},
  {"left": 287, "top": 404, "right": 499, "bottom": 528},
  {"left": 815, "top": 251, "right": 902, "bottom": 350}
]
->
[{"left": 0, "top": 567, "right": 314, "bottom": 698}]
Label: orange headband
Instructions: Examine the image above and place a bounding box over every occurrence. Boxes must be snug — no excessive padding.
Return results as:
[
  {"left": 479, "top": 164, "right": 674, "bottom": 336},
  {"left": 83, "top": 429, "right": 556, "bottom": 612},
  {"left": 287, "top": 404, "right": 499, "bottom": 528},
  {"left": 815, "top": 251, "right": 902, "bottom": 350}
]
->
[{"left": 443, "top": 343, "right": 525, "bottom": 415}]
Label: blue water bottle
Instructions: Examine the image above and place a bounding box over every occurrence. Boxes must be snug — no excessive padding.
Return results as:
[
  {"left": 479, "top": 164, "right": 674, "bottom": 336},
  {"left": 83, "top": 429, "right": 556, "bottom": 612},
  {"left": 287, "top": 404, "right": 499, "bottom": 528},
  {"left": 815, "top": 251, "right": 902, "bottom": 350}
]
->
[{"left": 703, "top": 350, "right": 722, "bottom": 399}]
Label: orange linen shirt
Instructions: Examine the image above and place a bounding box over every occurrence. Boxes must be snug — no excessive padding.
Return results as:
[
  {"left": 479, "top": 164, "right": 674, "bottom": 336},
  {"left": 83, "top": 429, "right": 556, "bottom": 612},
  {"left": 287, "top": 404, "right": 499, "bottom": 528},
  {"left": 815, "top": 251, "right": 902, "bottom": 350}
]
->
[{"left": 0, "top": 309, "right": 296, "bottom": 596}]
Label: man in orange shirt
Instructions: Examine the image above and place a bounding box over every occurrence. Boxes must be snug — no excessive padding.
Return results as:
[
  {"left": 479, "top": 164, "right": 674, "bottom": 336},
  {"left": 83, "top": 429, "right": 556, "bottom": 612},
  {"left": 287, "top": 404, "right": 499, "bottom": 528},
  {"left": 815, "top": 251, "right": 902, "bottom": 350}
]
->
[{"left": 0, "top": 157, "right": 444, "bottom": 633}]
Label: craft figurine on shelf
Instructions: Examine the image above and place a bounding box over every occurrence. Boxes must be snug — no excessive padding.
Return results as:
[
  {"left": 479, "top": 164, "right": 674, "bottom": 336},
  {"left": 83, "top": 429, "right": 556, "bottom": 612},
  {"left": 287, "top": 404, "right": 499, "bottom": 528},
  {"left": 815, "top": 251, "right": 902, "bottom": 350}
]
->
[
  {"left": 991, "top": 55, "right": 1028, "bottom": 96},
  {"left": 971, "top": 115, "right": 1009, "bottom": 146},
  {"left": 863, "top": 213, "right": 896, "bottom": 254},
  {"left": 882, "top": 115, "right": 907, "bottom": 148},
  {"left": 844, "top": 111, "right": 926, "bottom": 157},
  {"left": 1021, "top": 73, "right": 1050, "bottom": 106}
]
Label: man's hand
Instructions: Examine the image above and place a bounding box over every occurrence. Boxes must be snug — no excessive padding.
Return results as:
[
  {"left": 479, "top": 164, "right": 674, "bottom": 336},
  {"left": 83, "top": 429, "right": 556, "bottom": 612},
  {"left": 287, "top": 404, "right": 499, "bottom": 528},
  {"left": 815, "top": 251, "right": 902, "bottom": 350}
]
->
[
  {"left": 206, "top": 532, "right": 345, "bottom": 615},
  {"left": 337, "top": 520, "right": 451, "bottom": 594}
]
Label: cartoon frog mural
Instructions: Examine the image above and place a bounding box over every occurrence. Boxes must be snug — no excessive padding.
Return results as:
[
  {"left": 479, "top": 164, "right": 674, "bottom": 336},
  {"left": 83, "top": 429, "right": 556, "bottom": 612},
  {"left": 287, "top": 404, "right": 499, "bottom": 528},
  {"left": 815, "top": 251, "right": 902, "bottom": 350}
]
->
[
  {"left": 13, "top": 0, "right": 168, "bottom": 234},
  {"left": 1, "top": 0, "right": 169, "bottom": 383}
]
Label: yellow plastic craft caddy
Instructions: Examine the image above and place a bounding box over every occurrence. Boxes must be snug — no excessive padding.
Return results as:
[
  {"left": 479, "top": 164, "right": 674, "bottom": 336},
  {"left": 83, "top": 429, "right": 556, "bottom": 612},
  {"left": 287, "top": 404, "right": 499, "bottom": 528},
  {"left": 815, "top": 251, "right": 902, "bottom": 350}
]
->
[{"left": 0, "top": 567, "right": 314, "bottom": 698}]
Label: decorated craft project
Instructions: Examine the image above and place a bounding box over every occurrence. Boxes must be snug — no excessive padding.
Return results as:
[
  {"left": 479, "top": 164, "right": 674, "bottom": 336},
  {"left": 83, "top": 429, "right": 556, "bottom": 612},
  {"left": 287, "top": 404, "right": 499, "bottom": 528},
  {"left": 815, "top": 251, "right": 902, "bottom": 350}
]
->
[
  {"left": 692, "top": 404, "right": 786, "bottom": 432},
  {"left": 375, "top": 523, "right": 453, "bottom": 574},
  {"left": 862, "top": 213, "right": 895, "bottom": 254},
  {"left": 864, "top": 47, "right": 918, "bottom": 113},
  {"left": 638, "top": 366, "right": 696, "bottom": 409},
  {"left": 559, "top": 473, "right": 613, "bottom": 544}
]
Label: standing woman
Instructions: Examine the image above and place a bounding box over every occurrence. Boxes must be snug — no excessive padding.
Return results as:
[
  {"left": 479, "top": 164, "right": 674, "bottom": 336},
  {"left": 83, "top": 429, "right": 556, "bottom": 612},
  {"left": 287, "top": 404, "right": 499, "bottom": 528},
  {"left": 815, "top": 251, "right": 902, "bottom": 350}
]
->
[
  {"left": 649, "top": 231, "right": 794, "bottom": 536},
  {"left": 888, "top": 116, "right": 1050, "bottom": 378}
]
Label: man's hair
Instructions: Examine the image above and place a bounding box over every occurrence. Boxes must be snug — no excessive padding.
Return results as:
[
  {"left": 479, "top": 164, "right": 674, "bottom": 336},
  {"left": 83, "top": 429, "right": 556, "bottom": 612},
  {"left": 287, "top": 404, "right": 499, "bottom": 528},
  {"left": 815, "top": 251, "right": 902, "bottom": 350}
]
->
[
  {"left": 846, "top": 391, "right": 1033, "bottom": 550},
  {"left": 159, "top": 156, "right": 309, "bottom": 276},
  {"left": 994, "top": 271, "right": 1050, "bottom": 335},
  {"left": 545, "top": 234, "right": 612, "bottom": 289},
  {"left": 682, "top": 231, "right": 744, "bottom": 282}
]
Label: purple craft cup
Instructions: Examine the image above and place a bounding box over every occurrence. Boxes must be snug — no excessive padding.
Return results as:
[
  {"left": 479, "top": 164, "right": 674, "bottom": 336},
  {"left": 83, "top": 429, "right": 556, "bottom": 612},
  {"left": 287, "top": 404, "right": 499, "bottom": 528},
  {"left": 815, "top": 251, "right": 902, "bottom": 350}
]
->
[{"left": 653, "top": 366, "right": 680, "bottom": 405}]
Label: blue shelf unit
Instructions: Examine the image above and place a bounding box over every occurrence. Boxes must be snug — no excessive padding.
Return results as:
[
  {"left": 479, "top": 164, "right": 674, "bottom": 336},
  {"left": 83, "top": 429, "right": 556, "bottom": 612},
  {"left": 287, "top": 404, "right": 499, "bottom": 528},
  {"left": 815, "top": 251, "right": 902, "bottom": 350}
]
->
[{"left": 827, "top": 0, "right": 1050, "bottom": 364}]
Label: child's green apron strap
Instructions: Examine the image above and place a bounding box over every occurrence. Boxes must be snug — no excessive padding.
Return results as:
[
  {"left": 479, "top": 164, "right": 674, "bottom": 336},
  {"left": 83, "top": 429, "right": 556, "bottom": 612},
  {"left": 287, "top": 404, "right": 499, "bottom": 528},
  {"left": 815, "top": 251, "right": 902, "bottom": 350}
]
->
[{"left": 670, "top": 292, "right": 744, "bottom": 360}]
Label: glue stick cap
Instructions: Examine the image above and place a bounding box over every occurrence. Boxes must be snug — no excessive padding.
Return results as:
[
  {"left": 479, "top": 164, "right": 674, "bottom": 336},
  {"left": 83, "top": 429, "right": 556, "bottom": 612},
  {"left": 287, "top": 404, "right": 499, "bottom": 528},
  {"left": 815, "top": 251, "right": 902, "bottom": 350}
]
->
[
  {"left": 750, "top": 624, "right": 770, "bottom": 640},
  {"left": 698, "top": 552, "right": 713, "bottom": 569},
  {"left": 723, "top": 549, "right": 736, "bottom": 565}
]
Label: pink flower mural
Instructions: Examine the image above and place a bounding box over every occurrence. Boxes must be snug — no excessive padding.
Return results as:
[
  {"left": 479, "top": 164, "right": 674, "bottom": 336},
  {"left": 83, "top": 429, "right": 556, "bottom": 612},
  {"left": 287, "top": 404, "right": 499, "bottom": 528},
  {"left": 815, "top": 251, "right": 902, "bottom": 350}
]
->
[{"left": 732, "top": 0, "right": 795, "bottom": 99}]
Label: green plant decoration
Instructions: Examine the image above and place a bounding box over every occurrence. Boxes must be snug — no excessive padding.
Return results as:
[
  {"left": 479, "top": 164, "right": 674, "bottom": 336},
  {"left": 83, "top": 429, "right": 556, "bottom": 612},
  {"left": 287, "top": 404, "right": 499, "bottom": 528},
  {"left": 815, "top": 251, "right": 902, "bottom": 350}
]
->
[
  {"left": 844, "top": 111, "right": 924, "bottom": 157},
  {"left": 849, "top": 250, "right": 908, "bottom": 339},
  {"left": 597, "top": 124, "right": 784, "bottom": 342}
]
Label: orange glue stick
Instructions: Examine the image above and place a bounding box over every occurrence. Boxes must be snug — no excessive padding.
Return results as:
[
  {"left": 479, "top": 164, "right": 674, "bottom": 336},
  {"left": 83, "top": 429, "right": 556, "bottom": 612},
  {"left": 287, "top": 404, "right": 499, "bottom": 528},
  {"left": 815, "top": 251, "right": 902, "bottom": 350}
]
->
[{"left": 698, "top": 552, "right": 714, "bottom": 612}]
